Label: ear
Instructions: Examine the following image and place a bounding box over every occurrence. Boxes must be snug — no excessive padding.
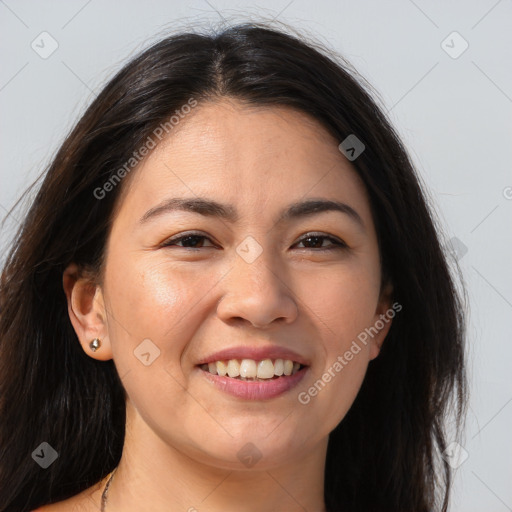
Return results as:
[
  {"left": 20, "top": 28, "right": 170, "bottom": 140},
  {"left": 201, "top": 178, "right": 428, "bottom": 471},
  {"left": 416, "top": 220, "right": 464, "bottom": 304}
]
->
[
  {"left": 369, "top": 280, "right": 395, "bottom": 361},
  {"left": 63, "top": 263, "right": 112, "bottom": 361}
]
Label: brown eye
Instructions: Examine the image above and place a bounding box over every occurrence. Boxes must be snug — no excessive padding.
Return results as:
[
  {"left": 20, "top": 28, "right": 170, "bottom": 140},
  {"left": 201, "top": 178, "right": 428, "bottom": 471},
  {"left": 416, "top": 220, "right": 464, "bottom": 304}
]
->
[
  {"left": 161, "top": 232, "right": 215, "bottom": 249},
  {"left": 294, "top": 233, "right": 347, "bottom": 251}
]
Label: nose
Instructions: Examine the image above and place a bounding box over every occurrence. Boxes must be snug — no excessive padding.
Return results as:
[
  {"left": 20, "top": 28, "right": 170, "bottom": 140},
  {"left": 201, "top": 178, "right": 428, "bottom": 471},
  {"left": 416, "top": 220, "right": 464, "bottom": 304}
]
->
[{"left": 216, "top": 249, "right": 299, "bottom": 329}]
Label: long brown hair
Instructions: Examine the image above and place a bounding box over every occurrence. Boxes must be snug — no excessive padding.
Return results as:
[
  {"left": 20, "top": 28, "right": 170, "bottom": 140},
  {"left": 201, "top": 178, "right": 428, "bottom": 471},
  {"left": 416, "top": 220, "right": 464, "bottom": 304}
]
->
[{"left": 0, "top": 20, "right": 467, "bottom": 512}]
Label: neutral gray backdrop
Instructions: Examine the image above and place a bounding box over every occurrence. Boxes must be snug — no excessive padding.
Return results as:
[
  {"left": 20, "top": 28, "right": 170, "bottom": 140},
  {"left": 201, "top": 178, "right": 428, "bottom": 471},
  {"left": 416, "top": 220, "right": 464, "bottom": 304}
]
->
[{"left": 1, "top": 1, "right": 511, "bottom": 510}]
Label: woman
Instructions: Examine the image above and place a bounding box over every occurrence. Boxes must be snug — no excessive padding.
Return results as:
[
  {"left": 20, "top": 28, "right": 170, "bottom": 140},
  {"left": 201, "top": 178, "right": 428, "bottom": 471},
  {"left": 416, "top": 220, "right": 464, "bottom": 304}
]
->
[{"left": 0, "top": 21, "right": 467, "bottom": 512}]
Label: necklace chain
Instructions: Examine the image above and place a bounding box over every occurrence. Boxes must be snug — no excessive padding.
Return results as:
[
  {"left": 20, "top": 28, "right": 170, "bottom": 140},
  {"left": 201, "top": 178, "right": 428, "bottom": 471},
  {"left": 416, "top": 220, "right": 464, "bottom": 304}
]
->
[{"left": 100, "top": 467, "right": 118, "bottom": 512}]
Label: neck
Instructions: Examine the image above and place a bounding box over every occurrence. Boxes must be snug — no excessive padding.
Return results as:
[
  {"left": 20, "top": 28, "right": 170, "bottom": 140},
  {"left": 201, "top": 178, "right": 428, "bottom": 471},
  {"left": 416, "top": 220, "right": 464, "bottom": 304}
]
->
[{"left": 104, "top": 400, "right": 328, "bottom": 511}]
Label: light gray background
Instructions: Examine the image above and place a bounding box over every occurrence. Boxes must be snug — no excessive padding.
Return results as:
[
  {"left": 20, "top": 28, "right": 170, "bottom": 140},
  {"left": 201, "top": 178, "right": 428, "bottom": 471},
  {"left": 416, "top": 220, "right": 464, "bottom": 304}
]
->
[{"left": 1, "top": 1, "right": 511, "bottom": 510}]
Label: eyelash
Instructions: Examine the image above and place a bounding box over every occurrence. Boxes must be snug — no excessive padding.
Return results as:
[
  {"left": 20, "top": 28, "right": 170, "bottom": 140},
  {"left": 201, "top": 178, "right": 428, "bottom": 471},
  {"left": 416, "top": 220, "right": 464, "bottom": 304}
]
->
[{"left": 160, "top": 231, "right": 347, "bottom": 251}]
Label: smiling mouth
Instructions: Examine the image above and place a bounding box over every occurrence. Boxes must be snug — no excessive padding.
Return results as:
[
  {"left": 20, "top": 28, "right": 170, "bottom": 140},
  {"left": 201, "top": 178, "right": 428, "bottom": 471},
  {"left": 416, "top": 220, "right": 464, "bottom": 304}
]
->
[{"left": 198, "top": 358, "right": 305, "bottom": 381}]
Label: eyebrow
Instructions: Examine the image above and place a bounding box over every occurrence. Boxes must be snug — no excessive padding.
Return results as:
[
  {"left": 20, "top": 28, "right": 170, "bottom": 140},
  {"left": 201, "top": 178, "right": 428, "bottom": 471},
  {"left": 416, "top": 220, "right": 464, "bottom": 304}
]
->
[{"left": 139, "top": 197, "right": 365, "bottom": 231}]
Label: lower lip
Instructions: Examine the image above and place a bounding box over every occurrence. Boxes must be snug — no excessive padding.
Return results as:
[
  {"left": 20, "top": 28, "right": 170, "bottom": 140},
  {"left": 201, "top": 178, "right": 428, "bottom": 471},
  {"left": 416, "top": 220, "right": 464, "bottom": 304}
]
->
[{"left": 198, "top": 367, "right": 308, "bottom": 400}]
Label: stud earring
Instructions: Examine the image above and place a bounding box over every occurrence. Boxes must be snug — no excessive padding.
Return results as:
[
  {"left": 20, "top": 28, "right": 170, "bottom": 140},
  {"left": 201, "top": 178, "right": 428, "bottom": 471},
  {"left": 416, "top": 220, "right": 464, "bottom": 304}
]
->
[{"left": 89, "top": 338, "right": 101, "bottom": 352}]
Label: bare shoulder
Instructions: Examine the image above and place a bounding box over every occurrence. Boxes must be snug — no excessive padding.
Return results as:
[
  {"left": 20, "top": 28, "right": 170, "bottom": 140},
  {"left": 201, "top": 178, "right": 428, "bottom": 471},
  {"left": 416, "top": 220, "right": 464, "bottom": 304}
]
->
[{"left": 34, "top": 477, "right": 106, "bottom": 512}]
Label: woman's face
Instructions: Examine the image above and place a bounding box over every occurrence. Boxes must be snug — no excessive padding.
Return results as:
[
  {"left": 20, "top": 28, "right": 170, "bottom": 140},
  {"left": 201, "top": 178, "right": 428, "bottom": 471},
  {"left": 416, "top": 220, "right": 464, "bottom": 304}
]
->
[{"left": 91, "top": 99, "right": 392, "bottom": 470}]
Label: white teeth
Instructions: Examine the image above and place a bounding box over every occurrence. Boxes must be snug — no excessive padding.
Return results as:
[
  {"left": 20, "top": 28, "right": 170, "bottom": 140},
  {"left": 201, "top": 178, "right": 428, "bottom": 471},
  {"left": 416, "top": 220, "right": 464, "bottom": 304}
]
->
[
  {"left": 216, "top": 360, "right": 228, "bottom": 376},
  {"left": 203, "top": 358, "right": 304, "bottom": 379},
  {"left": 257, "top": 359, "right": 274, "bottom": 379},
  {"left": 227, "top": 359, "right": 240, "bottom": 378},
  {"left": 240, "top": 359, "right": 257, "bottom": 378},
  {"left": 274, "top": 358, "right": 284, "bottom": 376}
]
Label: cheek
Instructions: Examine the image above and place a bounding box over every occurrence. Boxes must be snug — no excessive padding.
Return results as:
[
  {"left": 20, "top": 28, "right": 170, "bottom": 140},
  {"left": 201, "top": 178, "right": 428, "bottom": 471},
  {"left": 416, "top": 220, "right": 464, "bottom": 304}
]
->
[
  {"left": 104, "top": 257, "right": 219, "bottom": 366},
  {"left": 298, "top": 259, "right": 381, "bottom": 346}
]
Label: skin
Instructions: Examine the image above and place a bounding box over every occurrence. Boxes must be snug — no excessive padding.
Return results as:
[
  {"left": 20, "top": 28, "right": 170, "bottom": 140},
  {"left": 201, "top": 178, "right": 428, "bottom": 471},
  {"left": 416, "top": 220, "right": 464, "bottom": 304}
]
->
[{"left": 55, "top": 98, "right": 393, "bottom": 512}]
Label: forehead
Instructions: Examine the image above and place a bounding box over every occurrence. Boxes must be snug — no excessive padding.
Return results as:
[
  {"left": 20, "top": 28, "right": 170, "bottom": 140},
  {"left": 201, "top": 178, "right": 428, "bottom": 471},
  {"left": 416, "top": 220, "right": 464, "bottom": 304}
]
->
[{"left": 115, "top": 98, "right": 372, "bottom": 226}]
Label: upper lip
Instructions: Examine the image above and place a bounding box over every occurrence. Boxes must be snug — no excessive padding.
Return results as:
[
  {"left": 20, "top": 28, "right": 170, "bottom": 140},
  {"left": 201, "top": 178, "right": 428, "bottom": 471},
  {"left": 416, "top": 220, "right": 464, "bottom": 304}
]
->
[{"left": 196, "top": 345, "right": 310, "bottom": 367}]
